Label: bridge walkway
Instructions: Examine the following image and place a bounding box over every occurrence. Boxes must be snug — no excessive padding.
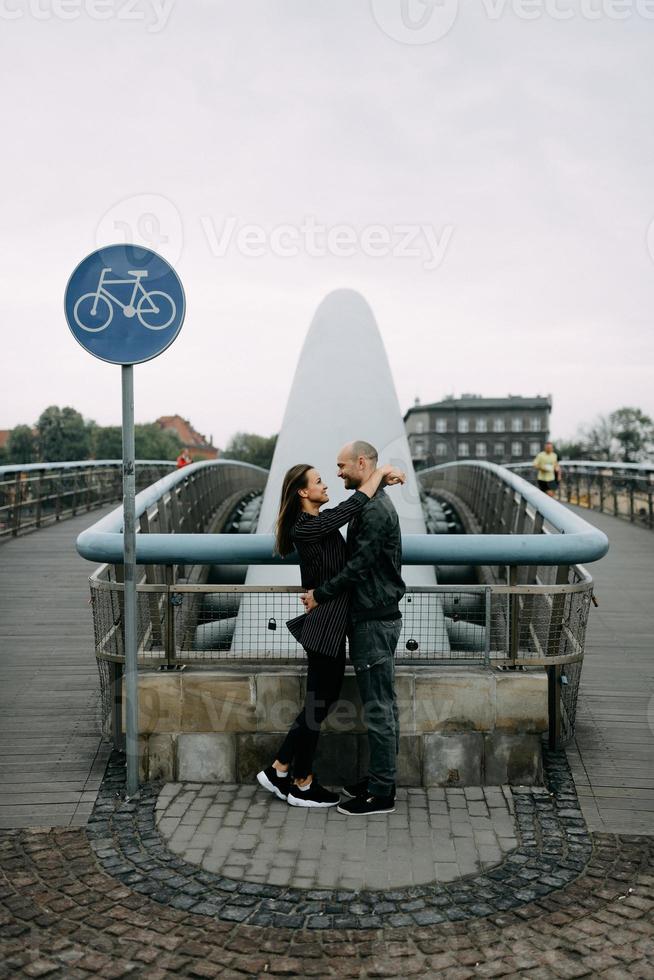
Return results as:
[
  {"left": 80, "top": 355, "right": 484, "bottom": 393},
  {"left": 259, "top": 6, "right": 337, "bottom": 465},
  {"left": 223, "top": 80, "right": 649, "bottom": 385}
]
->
[
  {"left": 0, "top": 503, "right": 652, "bottom": 835},
  {"left": 0, "top": 510, "right": 112, "bottom": 829},
  {"left": 565, "top": 504, "right": 654, "bottom": 836}
]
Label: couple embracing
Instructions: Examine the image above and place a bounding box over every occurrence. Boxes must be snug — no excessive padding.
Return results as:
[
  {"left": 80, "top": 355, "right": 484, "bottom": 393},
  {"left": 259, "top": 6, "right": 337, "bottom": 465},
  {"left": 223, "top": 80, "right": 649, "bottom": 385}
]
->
[{"left": 256, "top": 440, "right": 406, "bottom": 816}]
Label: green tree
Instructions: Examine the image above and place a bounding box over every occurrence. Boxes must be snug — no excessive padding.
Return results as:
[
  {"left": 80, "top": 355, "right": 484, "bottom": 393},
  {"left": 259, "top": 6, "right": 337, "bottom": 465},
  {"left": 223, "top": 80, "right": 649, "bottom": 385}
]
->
[
  {"left": 37, "top": 406, "right": 91, "bottom": 462},
  {"left": 134, "top": 424, "right": 181, "bottom": 460},
  {"left": 7, "top": 425, "right": 36, "bottom": 464},
  {"left": 92, "top": 426, "right": 123, "bottom": 459},
  {"left": 609, "top": 407, "right": 654, "bottom": 463},
  {"left": 578, "top": 415, "right": 615, "bottom": 461},
  {"left": 553, "top": 439, "right": 586, "bottom": 461},
  {"left": 222, "top": 432, "right": 277, "bottom": 469}
]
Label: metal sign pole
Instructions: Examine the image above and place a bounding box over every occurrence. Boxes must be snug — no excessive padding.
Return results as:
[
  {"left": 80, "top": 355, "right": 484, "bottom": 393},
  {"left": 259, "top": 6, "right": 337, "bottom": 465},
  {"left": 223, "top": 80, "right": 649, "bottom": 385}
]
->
[
  {"left": 121, "top": 364, "right": 139, "bottom": 797},
  {"left": 65, "top": 244, "right": 185, "bottom": 798}
]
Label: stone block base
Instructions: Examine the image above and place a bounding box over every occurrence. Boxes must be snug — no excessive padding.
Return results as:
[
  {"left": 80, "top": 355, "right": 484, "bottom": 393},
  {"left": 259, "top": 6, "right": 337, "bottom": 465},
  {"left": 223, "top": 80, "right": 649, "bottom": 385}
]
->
[
  {"left": 138, "top": 730, "right": 543, "bottom": 787},
  {"left": 129, "top": 665, "right": 548, "bottom": 787}
]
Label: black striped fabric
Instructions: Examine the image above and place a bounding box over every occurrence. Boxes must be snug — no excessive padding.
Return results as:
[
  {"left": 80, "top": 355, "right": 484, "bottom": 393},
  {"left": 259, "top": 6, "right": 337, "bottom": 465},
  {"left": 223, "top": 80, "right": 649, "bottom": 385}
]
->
[{"left": 286, "top": 490, "right": 368, "bottom": 658}]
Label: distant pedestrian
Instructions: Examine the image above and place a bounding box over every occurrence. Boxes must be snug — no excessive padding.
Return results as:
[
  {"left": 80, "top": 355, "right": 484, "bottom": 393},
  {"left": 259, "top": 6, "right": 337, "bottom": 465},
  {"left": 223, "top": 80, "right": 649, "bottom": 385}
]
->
[
  {"left": 533, "top": 441, "right": 560, "bottom": 497},
  {"left": 176, "top": 449, "right": 192, "bottom": 468}
]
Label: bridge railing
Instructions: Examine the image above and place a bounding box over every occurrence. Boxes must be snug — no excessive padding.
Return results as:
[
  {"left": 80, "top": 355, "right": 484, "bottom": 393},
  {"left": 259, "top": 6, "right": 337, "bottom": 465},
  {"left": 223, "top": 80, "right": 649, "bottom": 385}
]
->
[
  {"left": 0, "top": 460, "right": 176, "bottom": 541},
  {"left": 509, "top": 459, "right": 654, "bottom": 529},
  {"left": 80, "top": 460, "right": 607, "bottom": 747}
]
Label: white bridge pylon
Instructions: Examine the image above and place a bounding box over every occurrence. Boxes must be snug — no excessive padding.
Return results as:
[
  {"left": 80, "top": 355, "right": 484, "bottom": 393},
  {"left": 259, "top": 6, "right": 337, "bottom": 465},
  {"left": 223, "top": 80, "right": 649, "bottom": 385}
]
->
[{"left": 235, "top": 288, "right": 449, "bottom": 655}]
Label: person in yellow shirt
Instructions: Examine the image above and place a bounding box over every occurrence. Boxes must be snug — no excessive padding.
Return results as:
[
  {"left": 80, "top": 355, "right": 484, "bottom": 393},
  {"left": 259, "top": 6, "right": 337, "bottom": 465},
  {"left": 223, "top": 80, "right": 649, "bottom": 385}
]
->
[{"left": 532, "top": 441, "right": 560, "bottom": 496}]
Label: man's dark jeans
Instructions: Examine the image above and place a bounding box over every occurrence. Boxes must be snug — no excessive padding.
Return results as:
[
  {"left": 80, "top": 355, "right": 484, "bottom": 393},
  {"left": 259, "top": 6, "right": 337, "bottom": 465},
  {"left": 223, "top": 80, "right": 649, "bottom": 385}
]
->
[{"left": 349, "top": 618, "right": 402, "bottom": 798}]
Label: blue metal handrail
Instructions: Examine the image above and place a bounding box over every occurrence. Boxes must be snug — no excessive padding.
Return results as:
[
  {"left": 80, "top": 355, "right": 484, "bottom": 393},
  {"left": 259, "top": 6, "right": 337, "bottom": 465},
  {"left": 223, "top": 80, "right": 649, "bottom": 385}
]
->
[{"left": 75, "top": 459, "right": 609, "bottom": 567}]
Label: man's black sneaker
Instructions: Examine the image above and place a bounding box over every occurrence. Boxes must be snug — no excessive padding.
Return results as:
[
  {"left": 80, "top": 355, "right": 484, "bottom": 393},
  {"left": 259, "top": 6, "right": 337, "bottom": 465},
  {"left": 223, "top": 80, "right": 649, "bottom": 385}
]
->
[
  {"left": 287, "top": 781, "right": 340, "bottom": 808},
  {"left": 337, "top": 794, "right": 395, "bottom": 816},
  {"left": 341, "top": 777, "right": 368, "bottom": 799},
  {"left": 342, "top": 780, "right": 396, "bottom": 804},
  {"left": 256, "top": 766, "right": 289, "bottom": 801}
]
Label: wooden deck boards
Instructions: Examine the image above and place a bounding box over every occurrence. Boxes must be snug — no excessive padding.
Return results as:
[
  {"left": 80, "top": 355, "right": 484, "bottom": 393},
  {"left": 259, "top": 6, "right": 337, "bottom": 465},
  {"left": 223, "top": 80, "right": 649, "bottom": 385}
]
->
[
  {"left": 0, "top": 511, "right": 112, "bottom": 829},
  {"left": 565, "top": 504, "right": 654, "bottom": 836}
]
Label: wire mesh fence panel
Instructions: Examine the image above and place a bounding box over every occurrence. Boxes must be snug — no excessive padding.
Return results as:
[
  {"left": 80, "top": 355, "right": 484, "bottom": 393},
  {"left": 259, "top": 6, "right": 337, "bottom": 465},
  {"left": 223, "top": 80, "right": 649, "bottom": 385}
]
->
[
  {"left": 89, "top": 573, "right": 593, "bottom": 746},
  {"left": 89, "top": 579, "right": 592, "bottom": 668}
]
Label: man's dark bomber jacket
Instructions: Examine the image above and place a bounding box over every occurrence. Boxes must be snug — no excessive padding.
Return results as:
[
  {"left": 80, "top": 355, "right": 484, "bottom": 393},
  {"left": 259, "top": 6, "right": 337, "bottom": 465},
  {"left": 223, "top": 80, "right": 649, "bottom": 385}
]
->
[{"left": 314, "top": 487, "right": 406, "bottom": 622}]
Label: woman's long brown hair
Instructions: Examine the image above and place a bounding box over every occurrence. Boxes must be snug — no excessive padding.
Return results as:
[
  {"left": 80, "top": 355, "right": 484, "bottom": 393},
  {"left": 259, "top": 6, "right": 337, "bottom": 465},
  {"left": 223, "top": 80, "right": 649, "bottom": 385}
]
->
[{"left": 275, "top": 464, "right": 314, "bottom": 557}]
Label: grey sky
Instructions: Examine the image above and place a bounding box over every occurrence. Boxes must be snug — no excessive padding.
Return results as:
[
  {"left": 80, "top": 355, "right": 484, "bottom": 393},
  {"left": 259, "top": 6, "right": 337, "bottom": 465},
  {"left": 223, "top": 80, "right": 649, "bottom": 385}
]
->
[{"left": 2, "top": 0, "right": 653, "bottom": 447}]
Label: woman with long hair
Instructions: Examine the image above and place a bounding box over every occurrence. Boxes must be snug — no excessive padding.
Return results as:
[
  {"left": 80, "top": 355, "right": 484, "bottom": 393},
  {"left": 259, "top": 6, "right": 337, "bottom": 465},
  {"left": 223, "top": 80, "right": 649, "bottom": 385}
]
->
[{"left": 256, "top": 459, "right": 405, "bottom": 807}]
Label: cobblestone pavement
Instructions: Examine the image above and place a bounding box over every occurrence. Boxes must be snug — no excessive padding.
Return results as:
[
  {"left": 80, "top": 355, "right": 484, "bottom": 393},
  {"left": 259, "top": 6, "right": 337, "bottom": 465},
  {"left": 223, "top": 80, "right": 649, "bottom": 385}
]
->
[
  {"left": 156, "top": 783, "right": 518, "bottom": 890},
  {"left": 1, "top": 749, "right": 653, "bottom": 979}
]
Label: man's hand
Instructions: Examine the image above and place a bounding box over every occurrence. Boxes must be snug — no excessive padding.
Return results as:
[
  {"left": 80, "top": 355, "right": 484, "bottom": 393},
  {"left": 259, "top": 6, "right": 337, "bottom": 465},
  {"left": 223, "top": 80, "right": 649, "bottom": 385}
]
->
[
  {"left": 301, "top": 589, "right": 318, "bottom": 611},
  {"left": 382, "top": 465, "right": 406, "bottom": 486}
]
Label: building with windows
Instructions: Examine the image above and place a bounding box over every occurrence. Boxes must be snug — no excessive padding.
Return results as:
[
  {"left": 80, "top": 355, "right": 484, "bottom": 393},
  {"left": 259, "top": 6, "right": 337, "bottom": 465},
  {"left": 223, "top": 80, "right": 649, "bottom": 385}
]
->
[
  {"left": 404, "top": 394, "right": 552, "bottom": 469},
  {"left": 155, "top": 415, "right": 219, "bottom": 461}
]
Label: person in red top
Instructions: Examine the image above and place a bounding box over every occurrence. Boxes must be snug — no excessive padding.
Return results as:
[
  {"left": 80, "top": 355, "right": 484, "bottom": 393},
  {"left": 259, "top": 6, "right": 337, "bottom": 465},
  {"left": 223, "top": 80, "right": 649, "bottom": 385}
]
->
[{"left": 176, "top": 449, "right": 192, "bottom": 468}]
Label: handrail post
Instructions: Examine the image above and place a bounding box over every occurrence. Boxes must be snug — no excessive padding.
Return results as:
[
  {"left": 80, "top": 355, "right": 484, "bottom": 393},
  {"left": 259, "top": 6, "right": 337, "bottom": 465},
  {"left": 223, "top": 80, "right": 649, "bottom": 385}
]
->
[
  {"left": 35, "top": 471, "right": 43, "bottom": 528},
  {"left": 548, "top": 664, "right": 561, "bottom": 750},
  {"left": 508, "top": 565, "right": 519, "bottom": 664},
  {"left": 164, "top": 564, "right": 177, "bottom": 670},
  {"left": 484, "top": 586, "right": 491, "bottom": 667},
  {"left": 55, "top": 474, "right": 62, "bottom": 523},
  {"left": 12, "top": 473, "right": 21, "bottom": 536},
  {"left": 111, "top": 661, "right": 124, "bottom": 751},
  {"left": 547, "top": 564, "right": 569, "bottom": 748}
]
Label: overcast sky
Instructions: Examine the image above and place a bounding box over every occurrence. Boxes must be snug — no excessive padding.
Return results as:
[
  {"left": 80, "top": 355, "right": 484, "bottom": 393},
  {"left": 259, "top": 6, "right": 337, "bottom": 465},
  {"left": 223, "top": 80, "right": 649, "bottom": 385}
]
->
[{"left": 2, "top": 0, "right": 653, "bottom": 446}]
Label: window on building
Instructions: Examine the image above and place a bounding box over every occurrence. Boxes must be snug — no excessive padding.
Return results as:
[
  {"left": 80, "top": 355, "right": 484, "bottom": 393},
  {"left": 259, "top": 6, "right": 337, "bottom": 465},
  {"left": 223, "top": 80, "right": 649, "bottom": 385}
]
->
[
  {"left": 511, "top": 418, "right": 523, "bottom": 432},
  {"left": 530, "top": 416, "right": 541, "bottom": 432},
  {"left": 458, "top": 442, "right": 469, "bottom": 457},
  {"left": 493, "top": 418, "right": 505, "bottom": 432},
  {"left": 511, "top": 441, "right": 522, "bottom": 457},
  {"left": 436, "top": 419, "right": 447, "bottom": 433},
  {"left": 414, "top": 442, "right": 425, "bottom": 455},
  {"left": 475, "top": 418, "right": 487, "bottom": 432},
  {"left": 458, "top": 418, "right": 469, "bottom": 433},
  {"left": 436, "top": 442, "right": 447, "bottom": 457},
  {"left": 475, "top": 442, "right": 487, "bottom": 457},
  {"left": 416, "top": 421, "right": 424, "bottom": 434},
  {"left": 494, "top": 443, "right": 505, "bottom": 457},
  {"left": 529, "top": 441, "right": 541, "bottom": 456}
]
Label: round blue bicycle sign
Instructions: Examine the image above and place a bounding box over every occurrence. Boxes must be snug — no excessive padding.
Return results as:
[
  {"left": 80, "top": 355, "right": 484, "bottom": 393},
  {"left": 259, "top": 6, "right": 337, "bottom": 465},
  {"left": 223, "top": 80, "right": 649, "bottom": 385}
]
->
[{"left": 64, "top": 244, "right": 185, "bottom": 365}]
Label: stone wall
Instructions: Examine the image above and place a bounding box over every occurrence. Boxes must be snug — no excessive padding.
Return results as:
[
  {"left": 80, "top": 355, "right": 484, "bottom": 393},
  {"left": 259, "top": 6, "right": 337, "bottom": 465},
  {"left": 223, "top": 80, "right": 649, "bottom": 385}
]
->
[{"left": 127, "top": 667, "right": 548, "bottom": 787}]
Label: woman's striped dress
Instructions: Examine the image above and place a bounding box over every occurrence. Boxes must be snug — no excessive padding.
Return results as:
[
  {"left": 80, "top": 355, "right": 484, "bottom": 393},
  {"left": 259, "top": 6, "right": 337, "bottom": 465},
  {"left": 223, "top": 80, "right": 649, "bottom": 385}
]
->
[{"left": 286, "top": 490, "right": 368, "bottom": 658}]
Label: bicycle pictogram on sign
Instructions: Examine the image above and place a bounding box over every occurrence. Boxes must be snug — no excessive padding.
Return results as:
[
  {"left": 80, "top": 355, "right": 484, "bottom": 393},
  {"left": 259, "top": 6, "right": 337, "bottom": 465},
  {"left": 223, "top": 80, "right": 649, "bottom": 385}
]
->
[{"left": 73, "top": 267, "right": 176, "bottom": 333}]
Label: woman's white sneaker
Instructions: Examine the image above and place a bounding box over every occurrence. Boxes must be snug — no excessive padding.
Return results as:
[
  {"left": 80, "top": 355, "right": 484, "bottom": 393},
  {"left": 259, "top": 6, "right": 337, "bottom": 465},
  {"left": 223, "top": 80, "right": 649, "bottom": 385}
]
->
[
  {"left": 287, "top": 781, "right": 340, "bottom": 808},
  {"left": 256, "top": 766, "right": 289, "bottom": 801}
]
